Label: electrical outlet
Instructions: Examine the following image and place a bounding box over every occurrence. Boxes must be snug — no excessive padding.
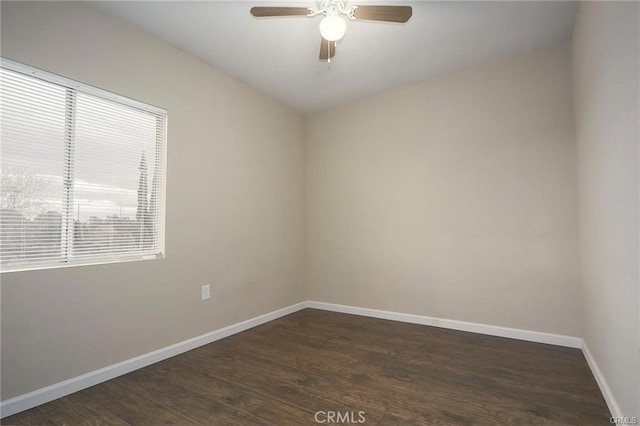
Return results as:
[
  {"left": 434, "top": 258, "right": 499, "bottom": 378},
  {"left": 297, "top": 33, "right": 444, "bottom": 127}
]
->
[{"left": 201, "top": 284, "right": 211, "bottom": 301}]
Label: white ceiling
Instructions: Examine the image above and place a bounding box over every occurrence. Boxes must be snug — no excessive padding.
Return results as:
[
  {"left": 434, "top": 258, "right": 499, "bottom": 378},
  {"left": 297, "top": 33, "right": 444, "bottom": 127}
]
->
[{"left": 89, "top": 1, "right": 577, "bottom": 113}]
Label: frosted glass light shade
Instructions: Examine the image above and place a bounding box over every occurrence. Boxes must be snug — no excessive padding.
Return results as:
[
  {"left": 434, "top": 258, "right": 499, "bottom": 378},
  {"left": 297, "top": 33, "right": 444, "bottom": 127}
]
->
[{"left": 319, "top": 15, "right": 346, "bottom": 41}]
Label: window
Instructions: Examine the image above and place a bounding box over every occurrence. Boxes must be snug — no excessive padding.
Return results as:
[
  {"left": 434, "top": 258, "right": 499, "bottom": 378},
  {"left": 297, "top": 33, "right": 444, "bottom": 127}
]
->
[{"left": 0, "top": 58, "right": 167, "bottom": 271}]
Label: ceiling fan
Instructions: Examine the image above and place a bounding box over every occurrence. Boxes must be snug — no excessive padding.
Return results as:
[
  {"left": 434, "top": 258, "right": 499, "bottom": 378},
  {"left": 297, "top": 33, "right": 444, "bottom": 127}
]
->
[{"left": 250, "top": 0, "right": 412, "bottom": 61}]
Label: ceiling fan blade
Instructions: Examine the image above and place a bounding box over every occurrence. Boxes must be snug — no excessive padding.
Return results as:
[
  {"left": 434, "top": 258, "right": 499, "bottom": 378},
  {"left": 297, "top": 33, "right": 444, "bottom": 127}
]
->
[
  {"left": 319, "top": 38, "right": 336, "bottom": 61},
  {"left": 250, "top": 7, "right": 311, "bottom": 17},
  {"left": 353, "top": 6, "right": 412, "bottom": 23}
]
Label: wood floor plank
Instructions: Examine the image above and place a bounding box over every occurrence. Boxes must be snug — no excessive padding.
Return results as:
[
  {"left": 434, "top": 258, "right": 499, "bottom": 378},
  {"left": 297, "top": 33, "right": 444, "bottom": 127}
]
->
[
  {"left": 142, "top": 355, "right": 319, "bottom": 424},
  {"left": 207, "top": 326, "right": 584, "bottom": 424},
  {"left": 112, "top": 368, "right": 270, "bottom": 425},
  {"left": 0, "top": 408, "right": 54, "bottom": 426},
  {"left": 2, "top": 308, "right": 611, "bottom": 425},
  {"left": 138, "top": 357, "right": 269, "bottom": 414},
  {"left": 170, "top": 346, "right": 387, "bottom": 423},
  {"left": 266, "top": 311, "right": 606, "bottom": 412},
  {"left": 269, "top": 311, "right": 605, "bottom": 408},
  {"left": 80, "top": 379, "right": 195, "bottom": 424},
  {"left": 273, "top": 310, "right": 586, "bottom": 372},
  {"left": 35, "top": 392, "right": 129, "bottom": 426}
]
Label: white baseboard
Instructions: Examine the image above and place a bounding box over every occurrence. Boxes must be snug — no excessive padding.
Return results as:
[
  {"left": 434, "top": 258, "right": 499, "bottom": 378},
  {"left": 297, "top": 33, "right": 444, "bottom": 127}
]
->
[
  {"left": 2, "top": 299, "right": 619, "bottom": 421},
  {"left": 581, "top": 341, "right": 622, "bottom": 417},
  {"left": 0, "top": 301, "right": 307, "bottom": 419},
  {"left": 306, "top": 301, "right": 583, "bottom": 348}
]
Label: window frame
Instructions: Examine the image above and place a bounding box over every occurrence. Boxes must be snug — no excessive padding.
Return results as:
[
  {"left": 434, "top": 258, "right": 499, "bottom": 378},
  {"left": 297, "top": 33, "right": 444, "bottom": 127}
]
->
[{"left": 0, "top": 58, "right": 168, "bottom": 273}]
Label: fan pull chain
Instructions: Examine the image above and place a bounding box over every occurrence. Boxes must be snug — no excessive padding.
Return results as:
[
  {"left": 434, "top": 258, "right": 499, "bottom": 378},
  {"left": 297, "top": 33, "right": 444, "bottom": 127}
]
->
[{"left": 328, "top": 39, "right": 331, "bottom": 64}]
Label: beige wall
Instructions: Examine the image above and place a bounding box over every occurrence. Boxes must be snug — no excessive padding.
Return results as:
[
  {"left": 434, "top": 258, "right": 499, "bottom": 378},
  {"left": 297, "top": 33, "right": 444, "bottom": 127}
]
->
[
  {"left": 0, "top": 2, "right": 305, "bottom": 400},
  {"left": 572, "top": 1, "right": 640, "bottom": 416},
  {"left": 306, "top": 43, "right": 581, "bottom": 336}
]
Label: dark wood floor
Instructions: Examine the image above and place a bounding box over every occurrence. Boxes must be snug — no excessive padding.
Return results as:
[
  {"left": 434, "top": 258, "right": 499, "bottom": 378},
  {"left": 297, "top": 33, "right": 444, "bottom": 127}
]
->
[{"left": 2, "top": 309, "right": 610, "bottom": 425}]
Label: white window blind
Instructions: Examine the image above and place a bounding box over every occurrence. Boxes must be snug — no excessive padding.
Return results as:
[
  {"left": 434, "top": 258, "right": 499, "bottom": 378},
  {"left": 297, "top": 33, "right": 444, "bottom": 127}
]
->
[{"left": 0, "top": 58, "right": 167, "bottom": 271}]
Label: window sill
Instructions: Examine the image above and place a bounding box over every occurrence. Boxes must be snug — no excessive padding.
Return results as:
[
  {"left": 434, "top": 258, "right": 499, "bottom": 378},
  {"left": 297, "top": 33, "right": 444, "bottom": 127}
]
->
[{"left": 0, "top": 253, "right": 165, "bottom": 273}]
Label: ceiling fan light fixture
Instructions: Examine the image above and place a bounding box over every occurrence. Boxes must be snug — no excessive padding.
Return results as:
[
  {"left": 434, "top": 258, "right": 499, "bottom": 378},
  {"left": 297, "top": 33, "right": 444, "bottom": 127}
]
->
[
  {"left": 251, "top": 3, "right": 413, "bottom": 61},
  {"left": 319, "top": 15, "right": 347, "bottom": 41}
]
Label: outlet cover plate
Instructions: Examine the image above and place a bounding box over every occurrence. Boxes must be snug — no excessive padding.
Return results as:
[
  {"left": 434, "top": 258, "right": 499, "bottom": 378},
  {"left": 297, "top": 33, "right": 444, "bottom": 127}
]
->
[{"left": 201, "top": 284, "right": 211, "bottom": 301}]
